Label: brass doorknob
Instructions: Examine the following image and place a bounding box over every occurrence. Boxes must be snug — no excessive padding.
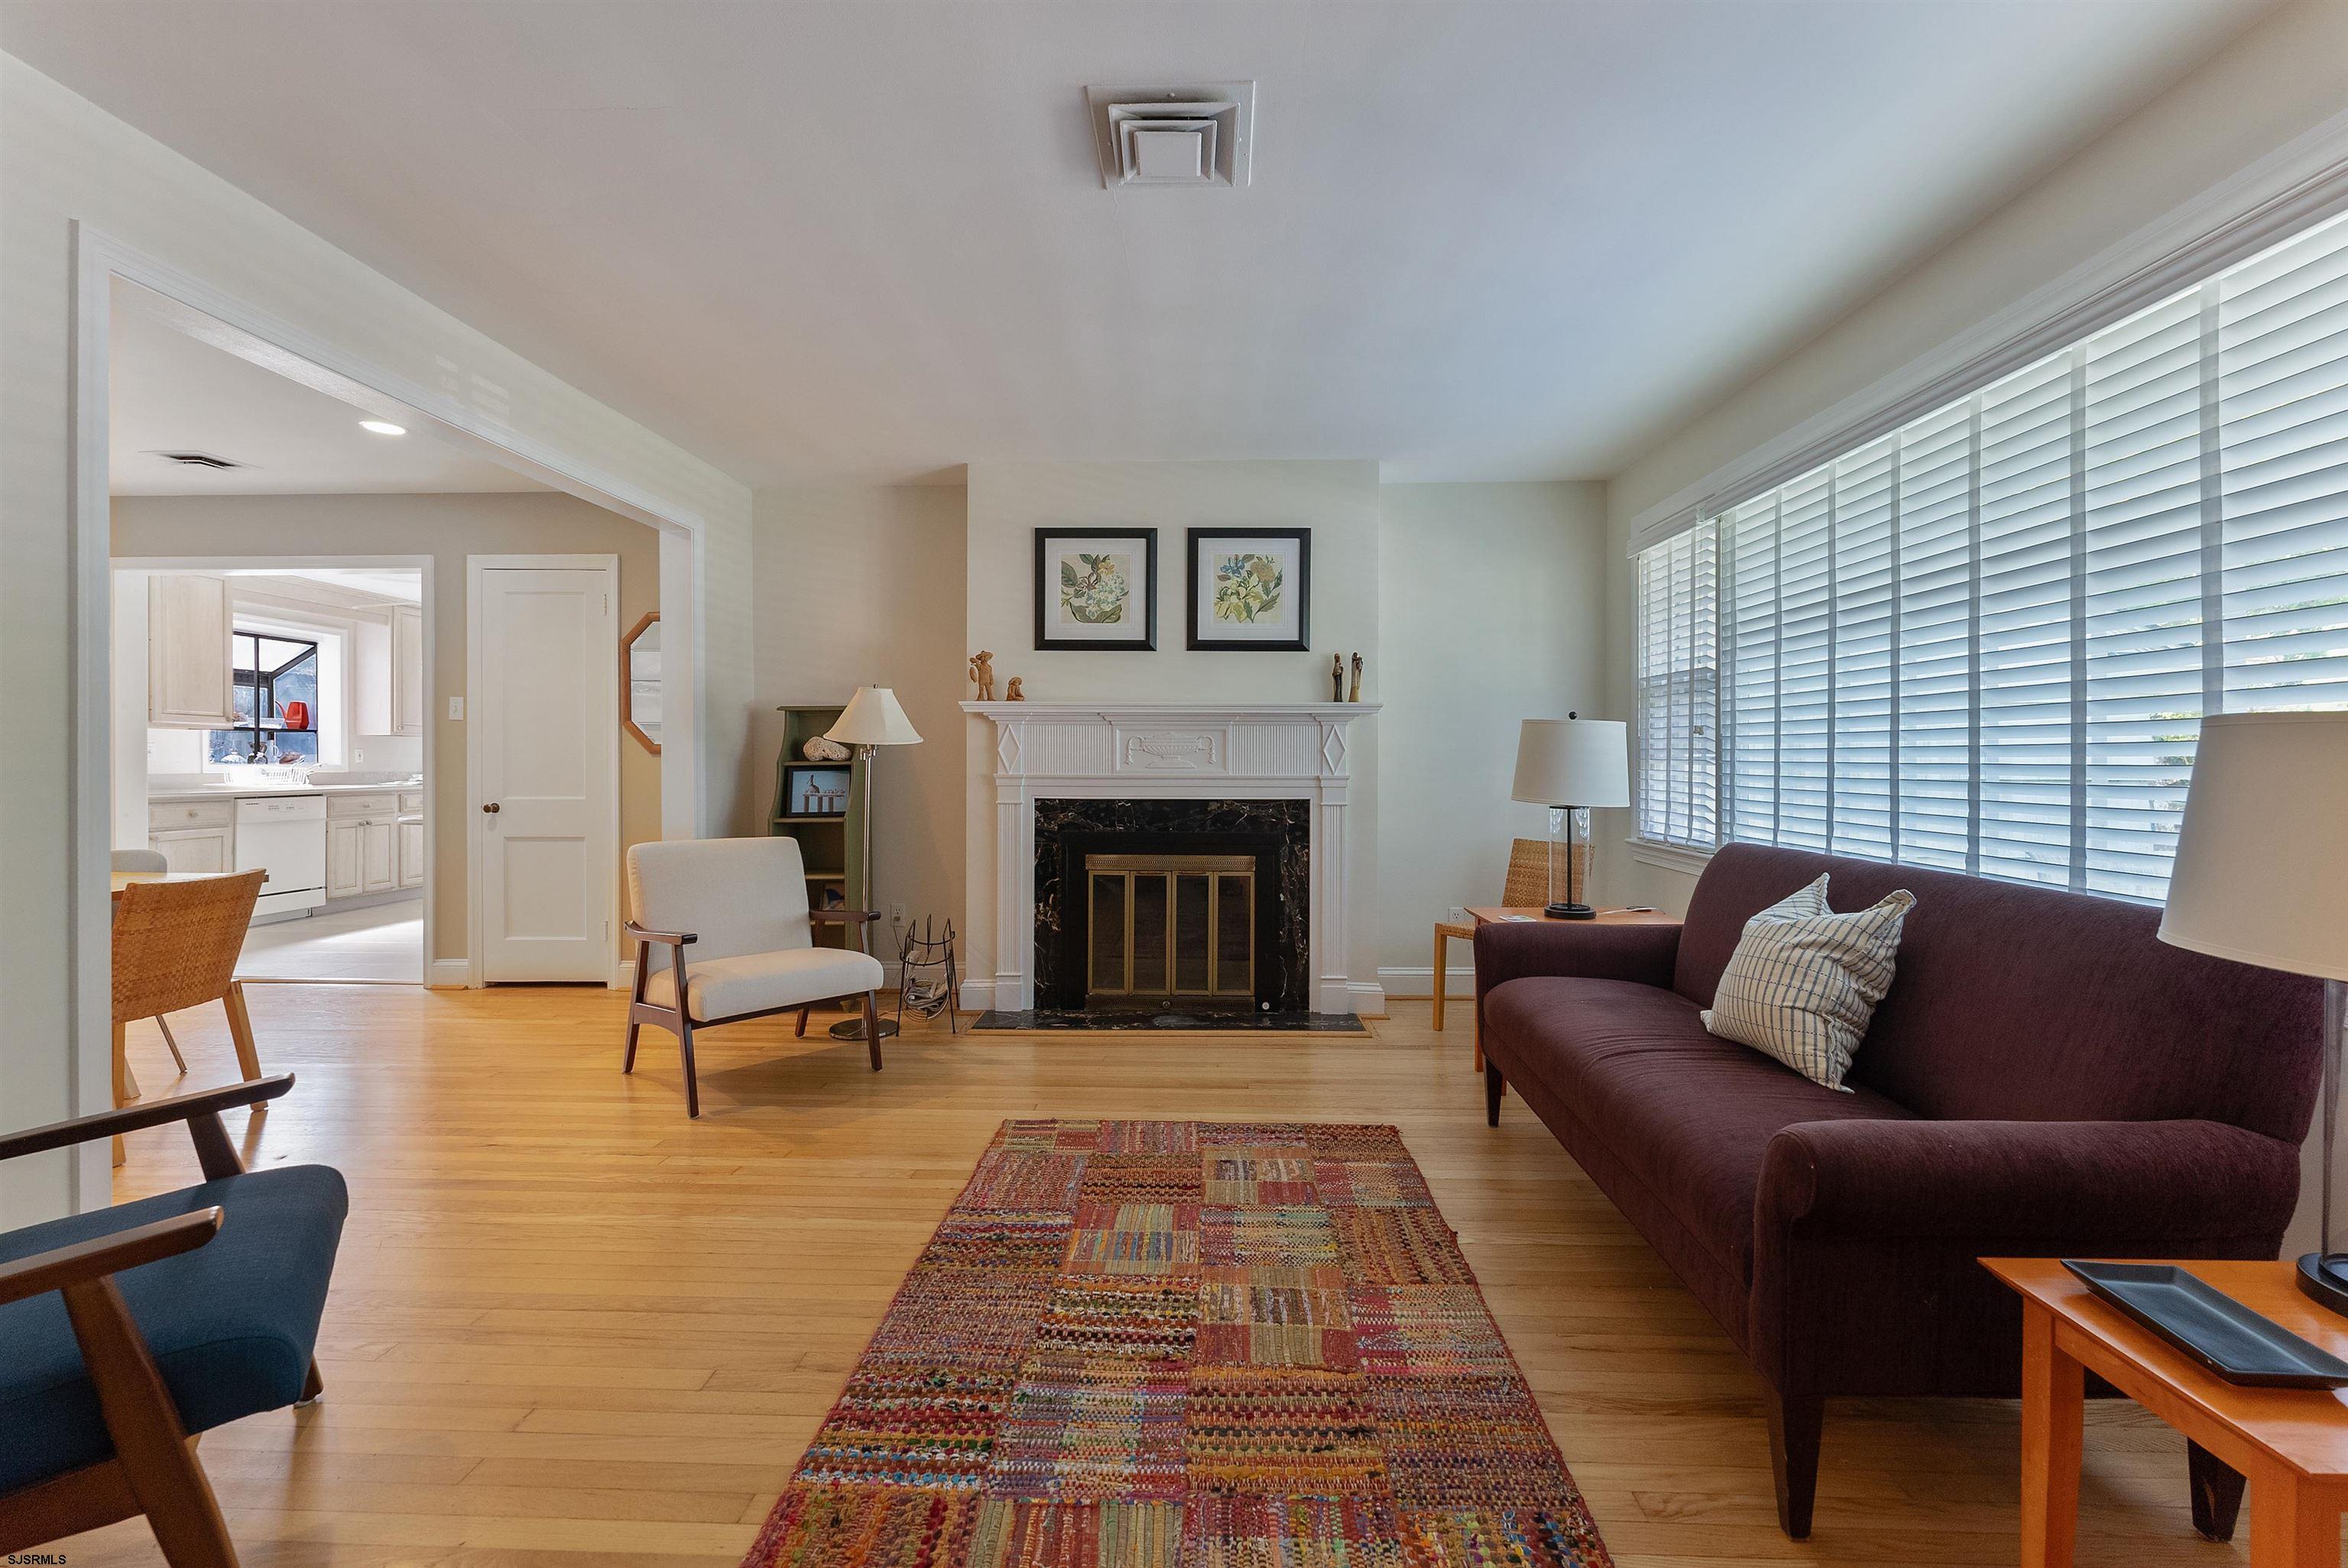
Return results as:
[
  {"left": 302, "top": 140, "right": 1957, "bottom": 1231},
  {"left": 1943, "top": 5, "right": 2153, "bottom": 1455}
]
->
[{"left": 482, "top": 802, "right": 501, "bottom": 814}]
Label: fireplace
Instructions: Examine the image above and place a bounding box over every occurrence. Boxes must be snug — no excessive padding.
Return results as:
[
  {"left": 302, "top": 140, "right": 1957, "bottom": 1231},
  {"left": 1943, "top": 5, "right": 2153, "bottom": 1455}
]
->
[
  {"left": 960, "top": 701, "right": 1380, "bottom": 1016},
  {"left": 1033, "top": 798, "right": 1309, "bottom": 1014}
]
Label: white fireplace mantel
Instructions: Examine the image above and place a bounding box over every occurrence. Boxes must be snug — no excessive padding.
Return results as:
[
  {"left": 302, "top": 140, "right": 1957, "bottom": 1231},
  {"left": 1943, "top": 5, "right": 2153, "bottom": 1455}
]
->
[{"left": 960, "top": 701, "right": 1380, "bottom": 1015}]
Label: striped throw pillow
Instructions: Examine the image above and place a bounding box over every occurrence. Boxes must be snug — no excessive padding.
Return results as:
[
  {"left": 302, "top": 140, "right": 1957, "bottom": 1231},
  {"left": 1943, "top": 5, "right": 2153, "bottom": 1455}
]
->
[{"left": 1701, "top": 873, "right": 1915, "bottom": 1091}]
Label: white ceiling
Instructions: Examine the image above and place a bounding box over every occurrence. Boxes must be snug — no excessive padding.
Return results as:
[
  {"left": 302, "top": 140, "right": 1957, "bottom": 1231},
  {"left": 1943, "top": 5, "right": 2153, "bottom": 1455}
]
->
[
  {"left": 110, "top": 284, "right": 547, "bottom": 495},
  {"left": 17, "top": 1, "right": 2273, "bottom": 485}
]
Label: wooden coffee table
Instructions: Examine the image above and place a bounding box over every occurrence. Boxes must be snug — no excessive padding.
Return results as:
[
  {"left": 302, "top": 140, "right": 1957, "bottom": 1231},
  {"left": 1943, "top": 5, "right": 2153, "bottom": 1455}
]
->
[
  {"left": 1458, "top": 905, "right": 1682, "bottom": 1071},
  {"left": 1984, "top": 1257, "right": 2348, "bottom": 1566}
]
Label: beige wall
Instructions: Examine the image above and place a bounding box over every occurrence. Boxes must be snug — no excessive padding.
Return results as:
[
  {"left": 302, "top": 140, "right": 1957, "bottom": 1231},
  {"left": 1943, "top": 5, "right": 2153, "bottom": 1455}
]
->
[
  {"left": 1377, "top": 482, "right": 1607, "bottom": 993},
  {"left": 112, "top": 493, "right": 662, "bottom": 967},
  {"left": 752, "top": 486, "right": 968, "bottom": 961},
  {"left": 1594, "top": 0, "right": 2348, "bottom": 917},
  {"left": 750, "top": 471, "right": 1610, "bottom": 1003},
  {"left": 2, "top": 55, "right": 751, "bottom": 1224}
]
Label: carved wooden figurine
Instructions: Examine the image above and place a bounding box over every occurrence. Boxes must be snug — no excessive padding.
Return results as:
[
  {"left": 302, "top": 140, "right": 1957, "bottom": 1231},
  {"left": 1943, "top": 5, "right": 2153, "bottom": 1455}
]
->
[
  {"left": 1331, "top": 653, "right": 1346, "bottom": 701},
  {"left": 1348, "top": 653, "right": 1364, "bottom": 703},
  {"left": 1005, "top": 677, "right": 1026, "bottom": 701},
  {"left": 969, "top": 650, "right": 996, "bottom": 702}
]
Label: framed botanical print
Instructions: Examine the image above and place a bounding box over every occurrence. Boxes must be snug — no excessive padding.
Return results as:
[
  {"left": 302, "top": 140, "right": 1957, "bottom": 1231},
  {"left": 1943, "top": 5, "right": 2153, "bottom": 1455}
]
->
[
  {"left": 1034, "top": 527, "right": 1158, "bottom": 650},
  {"left": 1186, "top": 527, "right": 1312, "bottom": 650}
]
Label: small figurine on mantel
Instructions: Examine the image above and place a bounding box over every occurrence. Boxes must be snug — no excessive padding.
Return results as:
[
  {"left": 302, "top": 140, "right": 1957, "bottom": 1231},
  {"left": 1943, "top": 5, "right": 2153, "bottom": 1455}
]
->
[
  {"left": 1348, "top": 653, "right": 1364, "bottom": 704},
  {"left": 968, "top": 650, "right": 996, "bottom": 702},
  {"left": 1331, "top": 653, "right": 1346, "bottom": 702},
  {"left": 1005, "top": 677, "right": 1026, "bottom": 701}
]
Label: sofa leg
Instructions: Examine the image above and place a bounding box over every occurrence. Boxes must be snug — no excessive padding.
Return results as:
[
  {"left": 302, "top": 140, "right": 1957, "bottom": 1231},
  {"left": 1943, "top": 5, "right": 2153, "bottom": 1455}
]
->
[
  {"left": 679, "top": 1017, "right": 700, "bottom": 1119},
  {"left": 862, "top": 993, "right": 884, "bottom": 1071},
  {"left": 2187, "top": 1440, "right": 2245, "bottom": 1541},
  {"left": 299, "top": 1358, "right": 326, "bottom": 1406},
  {"left": 1484, "top": 1063, "right": 1503, "bottom": 1126},
  {"left": 621, "top": 1019, "right": 640, "bottom": 1074},
  {"left": 1766, "top": 1388, "right": 1824, "bottom": 1539}
]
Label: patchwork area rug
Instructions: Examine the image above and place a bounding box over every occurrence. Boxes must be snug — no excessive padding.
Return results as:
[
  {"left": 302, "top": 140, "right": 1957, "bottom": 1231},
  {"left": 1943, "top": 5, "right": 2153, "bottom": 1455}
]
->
[{"left": 743, "top": 1119, "right": 1612, "bottom": 1568}]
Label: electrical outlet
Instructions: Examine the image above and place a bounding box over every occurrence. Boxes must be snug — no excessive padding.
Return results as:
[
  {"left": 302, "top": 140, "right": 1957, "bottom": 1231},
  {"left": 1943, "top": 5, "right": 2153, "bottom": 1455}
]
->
[
  {"left": 447, "top": 696, "right": 465, "bottom": 721},
  {"left": 890, "top": 902, "right": 906, "bottom": 924}
]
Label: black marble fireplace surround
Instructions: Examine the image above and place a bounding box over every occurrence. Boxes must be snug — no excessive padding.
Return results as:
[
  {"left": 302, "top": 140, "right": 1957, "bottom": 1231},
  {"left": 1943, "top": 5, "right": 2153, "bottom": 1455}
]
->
[{"left": 1033, "top": 798, "right": 1311, "bottom": 1013}]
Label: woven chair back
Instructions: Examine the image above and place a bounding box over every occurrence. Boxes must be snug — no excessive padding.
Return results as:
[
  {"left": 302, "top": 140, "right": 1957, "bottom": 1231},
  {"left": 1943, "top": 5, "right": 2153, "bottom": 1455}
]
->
[
  {"left": 1502, "top": 836, "right": 1592, "bottom": 907},
  {"left": 112, "top": 869, "right": 264, "bottom": 1024}
]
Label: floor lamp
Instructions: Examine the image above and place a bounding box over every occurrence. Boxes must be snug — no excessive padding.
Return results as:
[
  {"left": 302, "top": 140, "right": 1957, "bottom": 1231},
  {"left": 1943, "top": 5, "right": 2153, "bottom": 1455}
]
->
[
  {"left": 2158, "top": 711, "right": 2348, "bottom": 1314},
  {"left": 1510, "top": 715, "right": 1630, "bottom": 919},
  {"left": 824, "top": 685, "right": 923, "bottom": 1042}
]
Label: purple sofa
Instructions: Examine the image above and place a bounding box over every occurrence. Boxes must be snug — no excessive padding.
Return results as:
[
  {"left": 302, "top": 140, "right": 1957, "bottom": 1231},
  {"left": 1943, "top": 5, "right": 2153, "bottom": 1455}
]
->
[{"left": 1474, "top": 843, "right": 2324, "bottom": 1538}]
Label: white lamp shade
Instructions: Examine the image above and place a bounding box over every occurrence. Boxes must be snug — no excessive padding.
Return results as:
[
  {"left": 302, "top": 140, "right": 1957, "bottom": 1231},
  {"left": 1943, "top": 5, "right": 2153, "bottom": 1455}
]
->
[
  {"left": 1510, "top": 718, "right": 1630, "bottom": 808},
  {"left": 2159, "top": 711, "right": 2348, "bottom": 983},
  {"left": 825, "top": 685, "right": 923, "bottom": 747}
]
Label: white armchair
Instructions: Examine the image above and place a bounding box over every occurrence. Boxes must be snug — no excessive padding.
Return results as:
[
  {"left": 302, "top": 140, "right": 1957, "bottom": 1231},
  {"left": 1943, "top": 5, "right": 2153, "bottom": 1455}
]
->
[{"left": 622, "top": 837, "right": 886, "bottom": 1117}]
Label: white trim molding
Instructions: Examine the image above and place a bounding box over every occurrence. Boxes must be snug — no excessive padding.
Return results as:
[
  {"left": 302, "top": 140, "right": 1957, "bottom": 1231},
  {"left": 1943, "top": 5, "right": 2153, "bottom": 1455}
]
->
[{"left": 961, "top": 701, "right": 1380, "bottom": 1016}]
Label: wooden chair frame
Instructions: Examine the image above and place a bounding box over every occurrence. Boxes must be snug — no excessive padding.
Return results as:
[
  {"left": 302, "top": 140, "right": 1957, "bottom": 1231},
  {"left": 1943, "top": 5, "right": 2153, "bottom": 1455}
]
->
[
  {"left": 623, "top": 909, "right": 884, "bottom": 1118},
  {"left": 0, "top": 1074, "right": 319, "bottom": 1568}
]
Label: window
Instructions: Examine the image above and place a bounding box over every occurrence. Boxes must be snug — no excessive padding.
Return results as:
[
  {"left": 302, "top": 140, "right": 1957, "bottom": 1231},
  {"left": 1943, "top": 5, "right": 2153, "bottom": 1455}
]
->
[
  {"left": 1633, "top": 521, "right": 1717, "bottom": 850},
  {"left": 1633, "top": 208, "right": 2348, "bottom": 900},
  {"left": 209, "top": 630, "right": 321, "bottom": 765}
]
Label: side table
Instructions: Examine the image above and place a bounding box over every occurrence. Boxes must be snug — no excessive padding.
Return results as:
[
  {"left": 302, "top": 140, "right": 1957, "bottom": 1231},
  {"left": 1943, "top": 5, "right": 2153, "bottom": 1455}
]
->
[{"left": 1984, "top": 1257, "right": 2348, "bottom": 1566}]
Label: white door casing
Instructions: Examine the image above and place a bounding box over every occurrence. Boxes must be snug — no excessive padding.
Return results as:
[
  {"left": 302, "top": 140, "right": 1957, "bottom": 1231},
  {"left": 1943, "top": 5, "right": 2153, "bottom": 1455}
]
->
[{"left": 470, "top": 556, "right": 619, "bottom": 983}]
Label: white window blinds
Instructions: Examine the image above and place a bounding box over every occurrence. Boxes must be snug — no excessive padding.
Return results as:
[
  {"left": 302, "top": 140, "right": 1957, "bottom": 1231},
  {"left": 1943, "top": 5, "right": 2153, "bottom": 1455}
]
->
[
  {"left": 1633, "top": 208, "right": 2348, "bottom": 900},
  {"left": 1633, "top": 521, "right": 1717, "bottom": 850}
]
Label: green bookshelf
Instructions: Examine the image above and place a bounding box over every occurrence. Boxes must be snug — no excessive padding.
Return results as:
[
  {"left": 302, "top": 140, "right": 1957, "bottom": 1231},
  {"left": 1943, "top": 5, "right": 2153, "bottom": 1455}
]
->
[{"left": 770, "top": 703, "right": 869, "bottom": 952}]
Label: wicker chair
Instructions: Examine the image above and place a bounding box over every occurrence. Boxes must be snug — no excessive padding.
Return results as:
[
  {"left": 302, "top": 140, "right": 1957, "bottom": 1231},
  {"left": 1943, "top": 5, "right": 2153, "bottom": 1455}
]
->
[
  {"left": 111, "top": 851, "right": 189, "bottom": 1073},
  {"left": 112, "top": 871, "right": 268, "bottom": 1165},
  {"left": 1431, "top": 837, "right": 1590, "bottom": 1061}
]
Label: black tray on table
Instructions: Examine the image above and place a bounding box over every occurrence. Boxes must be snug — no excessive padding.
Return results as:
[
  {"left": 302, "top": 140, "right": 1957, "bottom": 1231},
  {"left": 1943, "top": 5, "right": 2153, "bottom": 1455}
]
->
[{"left": 2062, "top": 1261, "right": 2348, "bottom": 1389}]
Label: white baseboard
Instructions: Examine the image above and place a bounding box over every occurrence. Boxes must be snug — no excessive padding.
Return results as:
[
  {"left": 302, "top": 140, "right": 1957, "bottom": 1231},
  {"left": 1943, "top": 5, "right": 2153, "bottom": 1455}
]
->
[
  {"left": 427, "top": 958, "right": 471, "bottom": 990},
  {"left": 1346, "top": 980, "right": 1388, "bottom": 1017},
  {"left": 958, "top": 977, "right": 1002, "bottom": 1013},
  {"left": 611, "top": 957, "right": 635, "bottom": 992},
  {"left": 1376, "top": 964, "right": 1476, "bottom": 1000}
]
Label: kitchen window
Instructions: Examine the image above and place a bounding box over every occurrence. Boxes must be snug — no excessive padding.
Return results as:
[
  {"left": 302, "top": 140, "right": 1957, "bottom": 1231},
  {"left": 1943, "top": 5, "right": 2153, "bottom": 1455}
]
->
[
  {"left": 1633, "top": 205, "right": 2348, "bottom": 901},
  {"left": 210, "top": 630, "right": 322, "bottom": 765}
]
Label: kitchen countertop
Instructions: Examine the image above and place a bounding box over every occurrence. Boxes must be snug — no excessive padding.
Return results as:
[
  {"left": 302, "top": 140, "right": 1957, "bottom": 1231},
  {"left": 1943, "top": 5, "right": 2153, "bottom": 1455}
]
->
[{"left": 149, "top": 779, "right": 424, "bottom": 803}]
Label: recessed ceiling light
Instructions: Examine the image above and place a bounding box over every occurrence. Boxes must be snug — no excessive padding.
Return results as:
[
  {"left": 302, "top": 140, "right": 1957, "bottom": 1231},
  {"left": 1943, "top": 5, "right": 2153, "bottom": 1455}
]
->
[{"left": 358, "top": 419, "right": 406, "bottom": 436}]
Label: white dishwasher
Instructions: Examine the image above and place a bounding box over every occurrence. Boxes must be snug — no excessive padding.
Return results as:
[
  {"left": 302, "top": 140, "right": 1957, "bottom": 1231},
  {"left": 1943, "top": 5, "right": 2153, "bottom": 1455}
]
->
[{"left": 235, "top": 794, "right": 328, "bottom": 921}]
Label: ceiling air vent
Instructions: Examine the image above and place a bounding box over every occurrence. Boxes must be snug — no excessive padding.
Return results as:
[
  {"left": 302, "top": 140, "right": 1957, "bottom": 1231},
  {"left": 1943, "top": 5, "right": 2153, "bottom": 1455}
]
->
[
  {"left": 1085, "top": 83, "right": 1253, "bottom": 190},
  {"left": 146, "top": 450, "right": 248, "bottom": 470}
]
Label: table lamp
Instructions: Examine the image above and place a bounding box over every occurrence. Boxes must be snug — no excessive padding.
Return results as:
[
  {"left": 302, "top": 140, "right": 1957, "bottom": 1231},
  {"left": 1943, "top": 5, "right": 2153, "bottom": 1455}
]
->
[
  {"left": 1510, "top": 714, "right": 1630, "bottom": 920},
  {"left": 824, "top": 685, "right": 923, "bottom": 1042},
  {"left": 2158, "top": 711, "right": 2348, "bottom": 1315}
]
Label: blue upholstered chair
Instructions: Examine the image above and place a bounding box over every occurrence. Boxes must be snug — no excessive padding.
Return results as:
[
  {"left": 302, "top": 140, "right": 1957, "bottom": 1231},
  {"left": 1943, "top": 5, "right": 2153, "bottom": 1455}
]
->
[{"left": 0, "top": 1074, "right": 345, "bottom": 1566}]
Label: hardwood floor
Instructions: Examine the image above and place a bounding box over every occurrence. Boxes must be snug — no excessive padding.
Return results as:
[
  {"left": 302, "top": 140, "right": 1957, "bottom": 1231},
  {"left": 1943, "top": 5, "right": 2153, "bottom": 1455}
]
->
[{"left": 70, "top": 984, "right": 2246, "bottom": 1566}]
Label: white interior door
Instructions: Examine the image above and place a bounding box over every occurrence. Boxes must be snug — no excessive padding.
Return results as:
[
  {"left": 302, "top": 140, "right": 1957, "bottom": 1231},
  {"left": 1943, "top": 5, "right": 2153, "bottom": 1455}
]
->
[{"left": 472, "top": 561, "right": 618, "bottom": 983}]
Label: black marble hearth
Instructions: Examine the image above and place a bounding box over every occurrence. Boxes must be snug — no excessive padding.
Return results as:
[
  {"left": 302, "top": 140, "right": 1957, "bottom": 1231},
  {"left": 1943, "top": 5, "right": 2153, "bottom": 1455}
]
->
[
  {"left": 971, "top": 1009, "right": 1366, "bottom": 1034},
  {"left": 1033, "top": 797, "right": 1311, "bottom": 1014}
]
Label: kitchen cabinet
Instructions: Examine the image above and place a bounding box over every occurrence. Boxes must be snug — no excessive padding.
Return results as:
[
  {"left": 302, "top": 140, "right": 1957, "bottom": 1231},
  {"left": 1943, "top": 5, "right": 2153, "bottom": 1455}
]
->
[
  {"left": 362, "top": 818, "right": 397, "bottom": 893},
  {"left": 392, "top": 605, "right": 425, "bottom": 737},
  {"left": 325, "top": 818, "right": 364, "bottom": 899},
  {"left": 352, "top": 607, "right": 425, "bottom": 737},
  {"left": 148, "top": 574, "right": 236, "bottom": 727},
  {"left": 326, "top": 792, "right": 403, "bottom": 899},
  {"left": 397, "top": 815, "right": 426, "bottom": 889},
  {"left": 151, "top": 825, "right": 232, "bottom": 873}
]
